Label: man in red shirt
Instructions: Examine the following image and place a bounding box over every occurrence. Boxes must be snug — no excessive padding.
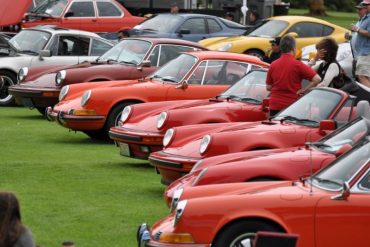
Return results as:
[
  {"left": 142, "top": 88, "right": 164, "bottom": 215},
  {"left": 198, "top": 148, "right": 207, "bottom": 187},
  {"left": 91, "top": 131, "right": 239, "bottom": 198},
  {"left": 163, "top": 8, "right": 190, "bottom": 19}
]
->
[{"left": 266, "top": 35, "right": 321, "bottom": 117}]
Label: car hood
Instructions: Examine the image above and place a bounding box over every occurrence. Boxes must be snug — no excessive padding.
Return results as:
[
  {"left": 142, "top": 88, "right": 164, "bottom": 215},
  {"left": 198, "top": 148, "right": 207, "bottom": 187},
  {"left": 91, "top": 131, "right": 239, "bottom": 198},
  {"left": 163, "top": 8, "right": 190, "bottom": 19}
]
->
[
  {"left": 0, "top": 0, "right": 33, "bottom": 26},
  {"left": 18, "top": 72, "right": 58, "bottom": 89}
]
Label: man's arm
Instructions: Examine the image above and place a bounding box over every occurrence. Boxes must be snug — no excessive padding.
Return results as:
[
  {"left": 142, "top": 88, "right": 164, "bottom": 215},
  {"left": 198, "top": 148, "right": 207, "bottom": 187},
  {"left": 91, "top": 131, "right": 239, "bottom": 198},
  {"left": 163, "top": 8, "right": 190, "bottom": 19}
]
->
[{"left": 296, "top": 74, "right": 321, "bottom": 95}]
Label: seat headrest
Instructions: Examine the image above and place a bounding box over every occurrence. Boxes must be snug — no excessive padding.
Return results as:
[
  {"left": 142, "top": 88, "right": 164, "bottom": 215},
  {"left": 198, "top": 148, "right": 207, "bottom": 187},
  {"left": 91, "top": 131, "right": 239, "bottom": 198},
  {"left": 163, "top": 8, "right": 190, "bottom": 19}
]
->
[{"left": 356, "top": 100, "right": 370, "bottom": 119}]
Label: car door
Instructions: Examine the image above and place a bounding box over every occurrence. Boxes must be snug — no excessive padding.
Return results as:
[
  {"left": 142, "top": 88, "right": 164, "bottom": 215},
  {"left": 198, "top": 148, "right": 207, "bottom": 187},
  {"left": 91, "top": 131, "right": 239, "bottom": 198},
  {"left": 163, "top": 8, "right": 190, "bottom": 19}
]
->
[
  {"left": 62, "top": 0, "right": 98, "bottom": 32},
  {"left": 174, "top": 17, "right": 210, "bottom": 42},
  {"left": 206, "top": 18, "right": 225, "bottom": 38},
  {"left": 95, "top": 0, "right": 124, "bottom": 32},
  {"left": 285, "top": 22, "right": 334, "bottom": 50},
  {"left": 29, "top": 35, "right": 92, "bottom": 66}
]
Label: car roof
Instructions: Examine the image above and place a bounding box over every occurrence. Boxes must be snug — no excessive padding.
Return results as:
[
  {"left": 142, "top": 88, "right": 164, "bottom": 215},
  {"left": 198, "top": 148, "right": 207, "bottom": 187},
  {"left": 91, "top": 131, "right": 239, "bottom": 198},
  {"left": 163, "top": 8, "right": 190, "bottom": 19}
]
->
[
  {"left": 184, "top": 50, "right": 267, "bottom": 64},
  {"left": 268, "top": 15, "right": 343, "bottom": 27},
  {"left": 123, "top": 37, "right": 206, "bottom": 49},
  {"left": 156, "top": 13, "right": 221, "bottom": 18},
  {"left": 26, "top": 25, "right": 102, "bottom": 38}
]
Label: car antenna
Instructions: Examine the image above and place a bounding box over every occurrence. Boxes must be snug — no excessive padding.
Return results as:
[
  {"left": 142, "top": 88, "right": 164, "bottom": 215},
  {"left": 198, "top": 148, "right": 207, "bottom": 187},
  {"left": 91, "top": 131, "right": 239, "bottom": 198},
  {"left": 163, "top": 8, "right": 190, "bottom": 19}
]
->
[{"left": 308, "top": 102, "right": 314, "bottom": 195}]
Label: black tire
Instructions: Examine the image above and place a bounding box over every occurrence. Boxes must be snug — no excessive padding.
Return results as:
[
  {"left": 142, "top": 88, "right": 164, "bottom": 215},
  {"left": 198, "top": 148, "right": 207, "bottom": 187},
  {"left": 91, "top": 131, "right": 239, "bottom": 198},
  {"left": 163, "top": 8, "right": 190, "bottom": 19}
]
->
[
  {"left": 245, "top": 49, "right": 264, "bottom": 60},
  {"left": 36, "top": 107, "right": 46, "bottom": 116},
  {"left": 0, "top": 70, "right": 17, "bottom": 106},
  {"left": 213, "top": 220, "right": 280, "bottom": 247},
  {"left": 102, "top": 102, "right": 137, "bottom": 137}
]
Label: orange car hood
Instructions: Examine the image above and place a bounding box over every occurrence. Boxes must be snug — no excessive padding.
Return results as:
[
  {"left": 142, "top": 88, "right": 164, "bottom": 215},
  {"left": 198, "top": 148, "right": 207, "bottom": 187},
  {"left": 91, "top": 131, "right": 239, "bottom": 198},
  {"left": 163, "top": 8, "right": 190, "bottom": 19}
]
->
[{"left": 0, "top": 0, "right": 32, "bottom": 26}]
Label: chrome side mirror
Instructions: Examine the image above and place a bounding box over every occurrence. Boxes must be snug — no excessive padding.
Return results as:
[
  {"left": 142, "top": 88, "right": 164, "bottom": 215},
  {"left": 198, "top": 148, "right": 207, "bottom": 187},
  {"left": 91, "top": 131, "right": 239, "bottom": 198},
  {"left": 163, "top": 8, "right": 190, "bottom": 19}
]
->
[{"left": 331, "top": 181, "right": 350, "bottom": 201}]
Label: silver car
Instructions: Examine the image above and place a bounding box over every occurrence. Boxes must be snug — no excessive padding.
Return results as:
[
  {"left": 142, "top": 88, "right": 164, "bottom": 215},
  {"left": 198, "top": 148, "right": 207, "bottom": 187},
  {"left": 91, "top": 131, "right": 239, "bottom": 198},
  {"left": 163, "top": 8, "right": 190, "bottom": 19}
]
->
[{"left": 0, "top": 25, "right": 114, "bottom": 105}]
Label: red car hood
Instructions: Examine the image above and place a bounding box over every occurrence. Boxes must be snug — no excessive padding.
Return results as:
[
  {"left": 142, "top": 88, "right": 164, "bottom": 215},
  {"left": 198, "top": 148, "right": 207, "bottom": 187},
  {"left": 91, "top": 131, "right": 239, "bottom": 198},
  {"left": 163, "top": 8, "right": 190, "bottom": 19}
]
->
[{"left": 0, "top": 0, "right": 32, "bottom": 26}]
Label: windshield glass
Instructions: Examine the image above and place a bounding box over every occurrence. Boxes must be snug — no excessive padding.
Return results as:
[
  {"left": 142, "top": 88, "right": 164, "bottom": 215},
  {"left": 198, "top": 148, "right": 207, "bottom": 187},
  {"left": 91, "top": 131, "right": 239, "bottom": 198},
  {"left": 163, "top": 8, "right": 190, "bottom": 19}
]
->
[
  {"left": 313, "top": 118, "right": 370, "bottom": 153},
  {"left": 219, "top": 70, "right": 268, "bottom": 104},
  {"left": 150, "top": 53, "right": 197, "bottom": 83},
  {"left": 30, "top": 0, "right": 68, "bottom": 16},
  {"left": 248, "top": 20, "right": 288, "bottom": 37},
  {"left": 134, "top": 15, "right": 183, "bottom": 33},
  {"left": 274, "top": 89, "right": 343, "bottom": 127},
  {"left": 98, "top": 39, "right": 151, "bottom": 64},
  {"left": 311, "top": 139, "right": 370, "bottom": 191},
  {"left": 9, "top": 30, "right": 51, "bottom": 54}
]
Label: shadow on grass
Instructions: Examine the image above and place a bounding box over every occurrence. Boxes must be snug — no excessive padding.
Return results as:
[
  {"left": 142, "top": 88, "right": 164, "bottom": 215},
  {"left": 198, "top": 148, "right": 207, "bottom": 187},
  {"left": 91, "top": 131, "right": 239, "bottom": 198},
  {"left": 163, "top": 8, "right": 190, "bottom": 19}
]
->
[
  {"left": 108, "top": 161, "right": 152, "bottom": 169},
  {"left": 8, "top": 114, "right": 45, "bottom": 120},
  {"left": 50, "top": 136, "right": 114, "bottom": 145}
]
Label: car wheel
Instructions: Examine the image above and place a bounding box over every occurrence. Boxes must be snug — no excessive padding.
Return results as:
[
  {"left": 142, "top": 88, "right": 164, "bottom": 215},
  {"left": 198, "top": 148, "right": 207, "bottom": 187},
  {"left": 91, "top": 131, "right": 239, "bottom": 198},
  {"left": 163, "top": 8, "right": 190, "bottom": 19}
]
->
[
  {"left": 213, "top": 220, "right": 280, "bottom": 247},
  {"left": 103, "top": 101, "right": 137, "bottom": 136},
  {"left": 36, "top": 107, "right": 46, "bottom": 116},
  {"left": 245, "top": 49, "right": 264, "bottom": 60},
  {"left": 0, "top": 70, "right": 16, "bottom": 106}
]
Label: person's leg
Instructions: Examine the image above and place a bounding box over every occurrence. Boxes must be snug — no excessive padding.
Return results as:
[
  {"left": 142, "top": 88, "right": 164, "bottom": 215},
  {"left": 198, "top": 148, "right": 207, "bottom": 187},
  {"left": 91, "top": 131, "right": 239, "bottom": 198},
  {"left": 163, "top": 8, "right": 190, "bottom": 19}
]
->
[{"left": 355, "top": 55, "right": 370, "bottom": 88}]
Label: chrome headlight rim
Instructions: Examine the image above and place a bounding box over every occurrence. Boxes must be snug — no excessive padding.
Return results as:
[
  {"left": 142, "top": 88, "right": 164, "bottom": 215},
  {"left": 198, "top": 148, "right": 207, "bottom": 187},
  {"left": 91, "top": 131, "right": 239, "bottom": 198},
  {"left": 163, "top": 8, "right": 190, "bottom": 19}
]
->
[
  {"left": 17, "top": 67, "right": 28, "bottom": 82},
  {"left": 199, "top": 134, "right": 212, "bottom": 154},
  {"left": 192, "top": 168, "right": 208, "bottom": 186},
  {"left": 59, "top": 85, "right": 69, "bottom": 102},
  {"left": 120, "top": 106, "right": 132, "bottom": 124},
  {"left": 55, "top": 70, "right": 66, "bottom": 86},
  {"left": 81, "top": 90, "right": 92, "bottom": 107},
  {"left": 170, "top": 188, "right": 183, "bottom": 212},
  {"left": 163, "top": 128, "right": 175, "bottom": 147},
  {"left": 174, "top": 200, "right": 187, "bottom": 226},
  {"left": 157, "top": 111, "right": 168, "bottom": 129},
  {"left": 218, "top": 43, "right": 232, "bottom": 52}
]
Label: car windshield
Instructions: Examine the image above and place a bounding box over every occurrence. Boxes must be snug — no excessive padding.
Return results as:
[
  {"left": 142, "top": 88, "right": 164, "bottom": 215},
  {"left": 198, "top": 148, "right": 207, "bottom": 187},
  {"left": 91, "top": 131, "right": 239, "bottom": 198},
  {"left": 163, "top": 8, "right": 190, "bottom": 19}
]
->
[
  {"left": 98, "top": 39, "right": 151, "bottom": 65},
  {"left": 273, "top": 89, "right": 343, "bottom": 127},
  {"left": 219, "top": 70, "right": 268, "bottom": 104},
  {"left": 133, "top": 15, "right": 183, "bottom": 33},
  {"left": 30, "top": 0, "right": 68, "bottom": 16},
  {"left": 311, "top": 118, "right": 370, "bottom": 153},
  {"left": 9, "top": 30, "right": 51, "bottom": 54},
  {"left": 149, "top": 53, "right": 197, "bottom": 84},
  {"left": 311, "top": 139, "right": 370, "bottom": 191},
  {"left": 248, "top": 20, "right": 289, "bottom": 37}
]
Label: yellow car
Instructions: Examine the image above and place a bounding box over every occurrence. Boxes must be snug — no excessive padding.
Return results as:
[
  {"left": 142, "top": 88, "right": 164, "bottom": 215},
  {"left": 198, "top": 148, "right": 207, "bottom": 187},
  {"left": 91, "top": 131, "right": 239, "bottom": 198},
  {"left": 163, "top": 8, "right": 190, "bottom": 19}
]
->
[{"left": 200, "top": 15, "right": 349, "bottom": 59}]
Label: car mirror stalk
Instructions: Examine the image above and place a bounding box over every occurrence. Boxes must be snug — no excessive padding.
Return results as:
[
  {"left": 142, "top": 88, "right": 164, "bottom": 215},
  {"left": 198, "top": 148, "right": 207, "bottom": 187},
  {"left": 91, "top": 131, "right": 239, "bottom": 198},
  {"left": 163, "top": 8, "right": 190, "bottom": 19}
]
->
[{"left": 331, "top": 182, "right": 350, "bottom": 201}]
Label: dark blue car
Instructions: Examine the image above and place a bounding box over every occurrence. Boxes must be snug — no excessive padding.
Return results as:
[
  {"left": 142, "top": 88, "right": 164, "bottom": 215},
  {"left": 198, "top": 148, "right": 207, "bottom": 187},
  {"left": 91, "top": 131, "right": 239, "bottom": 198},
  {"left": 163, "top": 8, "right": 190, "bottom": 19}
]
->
[{"left": 129, "top": 13, "right": 247, "bottom": 42}]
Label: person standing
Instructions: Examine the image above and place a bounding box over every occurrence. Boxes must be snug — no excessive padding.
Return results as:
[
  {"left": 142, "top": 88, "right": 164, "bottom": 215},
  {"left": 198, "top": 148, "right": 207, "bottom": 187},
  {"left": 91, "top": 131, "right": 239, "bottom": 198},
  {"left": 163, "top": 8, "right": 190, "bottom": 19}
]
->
[
  {"left": 262, "top": 37, "right": 282, "bottom": 64},
  {"left": 266, "top": 35, "right": 321, "bottom": 117},
  {"left": 351, "top": 0, "right": 370, "bottom": 88},
  {"left": 0, "top": 192, "right": 36, "bottom": 247},
  {"left": 170, "top": 2, "right": 179, "bottom": 14},
  {"left": 351, "top": 2, "right": 368, "bottom": 58}
]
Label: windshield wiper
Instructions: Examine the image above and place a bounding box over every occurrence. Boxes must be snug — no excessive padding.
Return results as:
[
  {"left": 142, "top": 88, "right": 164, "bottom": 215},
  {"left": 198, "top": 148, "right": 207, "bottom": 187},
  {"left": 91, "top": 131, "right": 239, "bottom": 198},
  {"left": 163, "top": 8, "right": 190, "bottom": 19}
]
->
[
  {"left": 161, "top": 77, "right": 177, "bottom": 82},
  {"left": 239, "top": 97, "right": 261, "bottom": 103},
  {"left": 307, "top": 142, "right": 332, "bottom": 149},
  {"left": 312, "top": 177, "right": 343, "bottom": 187},
  {"left": 119, "top": 60, "right": 137, "bottom": 65},
  {"left": 279, "top": 115, "right": 318, "bottom": 124},
  {"left": 141, "top": 28, "right": 157, "bottom": 32},
  {"left": 19, "top": 50, "right": 39, "bottom": 55}
]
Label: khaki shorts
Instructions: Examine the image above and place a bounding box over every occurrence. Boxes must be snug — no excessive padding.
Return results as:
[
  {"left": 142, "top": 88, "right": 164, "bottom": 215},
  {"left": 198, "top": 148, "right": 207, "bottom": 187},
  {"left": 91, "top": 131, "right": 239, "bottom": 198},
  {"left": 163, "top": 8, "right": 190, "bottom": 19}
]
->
[{"left": 356, "top": 55, "right": 370, "bottom": 77}]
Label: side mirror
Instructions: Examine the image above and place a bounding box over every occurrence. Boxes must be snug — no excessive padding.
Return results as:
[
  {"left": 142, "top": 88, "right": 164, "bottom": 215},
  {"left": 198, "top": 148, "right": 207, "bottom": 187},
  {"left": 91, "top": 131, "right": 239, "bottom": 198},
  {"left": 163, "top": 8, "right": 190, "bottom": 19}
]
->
[
  {"left": 65, "top": 11, "right": 74, "bottom": 18},
  {"left": 331, "top": 182, "right": 350, "bottom": 201},
  {"left": 39, "top": 50, "right": 51, "bottom": 59},
  {"left": 262, "top": 98, "right": 269, "bottom": 112},
  {"left": 178, "top": 29, "right": 190, "bottom": 36},
  {"left": 319, "top": 120, "right": 336, "bottom": 134},
  {"left": 335, "top": 143, "right": 352, "bottom": 157},
  {"left": 137, "top": 60, "right": 151, "bottom": 71},
  {"left": 176, "top": 80, "right": 188, "bottom": 90}
]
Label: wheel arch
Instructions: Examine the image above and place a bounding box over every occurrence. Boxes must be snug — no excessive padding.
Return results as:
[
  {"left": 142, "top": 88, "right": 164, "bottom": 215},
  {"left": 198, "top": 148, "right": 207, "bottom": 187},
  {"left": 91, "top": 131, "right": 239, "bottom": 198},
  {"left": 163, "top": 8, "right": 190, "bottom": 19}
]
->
[{"left": 243, "top": 48, "right": 265, "bottom": 59}]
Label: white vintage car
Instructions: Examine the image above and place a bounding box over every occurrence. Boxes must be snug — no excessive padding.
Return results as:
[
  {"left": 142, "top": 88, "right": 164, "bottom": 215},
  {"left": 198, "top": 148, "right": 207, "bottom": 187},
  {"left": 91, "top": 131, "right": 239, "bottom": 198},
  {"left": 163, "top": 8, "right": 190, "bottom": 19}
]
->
[{"left": 0, "top": 26, "right": 114, "bottom": 105}]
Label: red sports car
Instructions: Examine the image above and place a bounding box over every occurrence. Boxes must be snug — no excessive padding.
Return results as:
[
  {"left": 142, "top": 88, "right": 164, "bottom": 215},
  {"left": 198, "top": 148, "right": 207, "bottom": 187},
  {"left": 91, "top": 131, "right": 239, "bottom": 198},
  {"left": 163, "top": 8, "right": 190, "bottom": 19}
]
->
[
  {"left": 139, "top": 136, "right": 370, "bottom": 247},
  {"left": 9, "top": 38, "right": 205, "bottom": 113},
  {"left": 109, "top": 69, "right": 270, "bottom": 159},
  {"left": 47, "top": 51, "right": 267, "bottom": 139},
  {"left": 22, "top": 0, "right": 145, "bottom": 33},
  {"left": 164, "top": 113, "right": 370, "bottom": 206},
  {"left": 149, "top": 88, "right": 359, "bottom": 184}
]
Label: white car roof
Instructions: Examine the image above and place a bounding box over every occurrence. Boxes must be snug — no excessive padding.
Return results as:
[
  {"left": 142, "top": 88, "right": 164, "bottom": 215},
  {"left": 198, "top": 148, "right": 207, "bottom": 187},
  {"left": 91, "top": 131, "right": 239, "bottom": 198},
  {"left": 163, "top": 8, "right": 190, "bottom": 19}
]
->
[{"left": 26, "top": 25, "right": 102, "bottom": 38}]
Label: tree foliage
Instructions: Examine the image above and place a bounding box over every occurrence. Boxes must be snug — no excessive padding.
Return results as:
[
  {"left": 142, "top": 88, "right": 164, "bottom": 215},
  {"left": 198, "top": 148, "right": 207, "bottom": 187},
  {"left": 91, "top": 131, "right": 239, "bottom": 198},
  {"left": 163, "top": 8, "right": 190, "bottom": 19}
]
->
[{"left": 288, "top": 0, "right": 357, "bottom": 13}]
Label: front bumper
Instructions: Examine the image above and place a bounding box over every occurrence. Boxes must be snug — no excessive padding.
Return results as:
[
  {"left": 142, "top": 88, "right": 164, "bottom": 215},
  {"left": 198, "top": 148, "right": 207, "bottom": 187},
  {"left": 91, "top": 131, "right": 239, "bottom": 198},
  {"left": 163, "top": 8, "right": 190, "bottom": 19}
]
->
[
  {"left": 149, "top": 151, "right": 200, "bottom": 185},
  {"left": 9, "top": 87, "right": 60, "bottom": 107},
  {"left": 109, "top": 126, "right": 164, "bottom": 159},
  {"left": 46, "top": 107, "right": 105, "bottom": 131}
]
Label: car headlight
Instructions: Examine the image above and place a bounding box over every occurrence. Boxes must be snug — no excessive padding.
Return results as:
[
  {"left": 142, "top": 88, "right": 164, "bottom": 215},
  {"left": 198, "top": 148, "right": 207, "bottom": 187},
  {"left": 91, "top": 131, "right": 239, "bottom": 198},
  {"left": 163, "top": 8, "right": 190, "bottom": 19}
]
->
[
  {"left": 120, "top": 106, "right": 132, "bottom": 124},
  {"left": 170, "top": 188, "right": 183, "bottom": 212},
  {"left": 174, "top": 200, "right": 187, "bottom": 226},
  {"left": 55, "top": 70, "right": 66, "bottom": 86},
  {"left": 81, "top": 90, "right": 92, "bottom": 107},
  {"left": 157, "top": 112, "right": 168, "bottom": 129},
  {"left": 190, "top": 160, "right": 203, "bottom": 174},
  {"left": 218, "top": 43, "right": 232, "bottom": 52},
  {"left": 17, "top": 67, "right": 28, "bottom": 82},
  {"left": 163, "top": 128, "right": 174, "bottom": 147},
  {"left": 199, "top": 135, "right": 212, "bottom": 154},
  {"left": 59, "top": 85, "right": 69, "bottom": 102},
  {"left": 192, "top": 168, "right": 208, "bottom": 186}
]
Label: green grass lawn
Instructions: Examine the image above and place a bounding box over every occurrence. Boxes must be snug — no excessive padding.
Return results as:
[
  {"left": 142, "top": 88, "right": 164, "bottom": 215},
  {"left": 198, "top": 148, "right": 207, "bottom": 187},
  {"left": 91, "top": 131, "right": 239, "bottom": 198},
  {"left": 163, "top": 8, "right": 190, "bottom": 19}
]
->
[
  {"left": 289, "top": 8, "right": 357, "bottom": 29},
  {"left": 0, "top": 107, "right": 168, "bottom": 247}
]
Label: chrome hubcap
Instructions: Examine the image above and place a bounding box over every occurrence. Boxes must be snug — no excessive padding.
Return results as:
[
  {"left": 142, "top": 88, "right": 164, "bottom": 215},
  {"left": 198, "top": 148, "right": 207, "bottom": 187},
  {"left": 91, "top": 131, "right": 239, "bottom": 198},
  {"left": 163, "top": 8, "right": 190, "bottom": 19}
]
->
[{"left": 229, "top": 233, "right": 255, "bottom": 247}]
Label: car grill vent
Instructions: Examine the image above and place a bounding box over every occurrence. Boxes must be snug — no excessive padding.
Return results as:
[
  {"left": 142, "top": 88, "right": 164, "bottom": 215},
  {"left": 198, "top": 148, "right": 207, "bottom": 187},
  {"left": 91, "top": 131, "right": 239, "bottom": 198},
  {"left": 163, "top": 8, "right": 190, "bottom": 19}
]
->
[{"left": 153, "top": 231, "right": 162, "bottom": 241}]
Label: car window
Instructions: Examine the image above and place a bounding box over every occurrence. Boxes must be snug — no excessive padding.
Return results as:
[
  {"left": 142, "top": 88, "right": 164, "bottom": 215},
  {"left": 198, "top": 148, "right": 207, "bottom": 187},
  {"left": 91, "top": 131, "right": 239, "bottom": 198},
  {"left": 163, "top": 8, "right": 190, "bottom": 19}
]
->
[
  {"left": 91, "top": 39, "right": 112, "bottom": 56},
  {"left": 181, "top": 18, "right": 206, "bottom": 34},
  {"left": 97, "top": 1, "right": 122, "bottom": 17},
  {"left": 135, "top": 15, "right": 183, "bottom": 33},
  {"left": 287, "top": 22, "right": 334, "bottom": 38},
  {"left": 9, "top": 30, "right": 51, "bottom": 53},
  {"left": 249, "top": 20, "right": 289, "bottom": 37},
  {"left": 31, "top": 0, "right": 68, "bottom": 16},
  {"left": 207, "top": 18, "right": 222, "bottom": 33},
  {"left": 149, "top": 45, "right": 200, "bottom": 67},
  {"left": 333, "top": 99, "right": 355, "bottom": 127},
  {"left": 68, "top": 1, "right": 95, "bottom": 17},
  {"left": 54, "top": 36, "right": 90, "bottom": 56}
]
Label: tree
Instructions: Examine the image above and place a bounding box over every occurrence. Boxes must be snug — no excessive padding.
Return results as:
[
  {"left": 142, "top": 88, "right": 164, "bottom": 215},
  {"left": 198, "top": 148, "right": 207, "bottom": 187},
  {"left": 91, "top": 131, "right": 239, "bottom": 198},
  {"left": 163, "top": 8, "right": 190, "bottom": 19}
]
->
[{"left": 309, "top": 0, "right": 327, "bottom": 16}]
